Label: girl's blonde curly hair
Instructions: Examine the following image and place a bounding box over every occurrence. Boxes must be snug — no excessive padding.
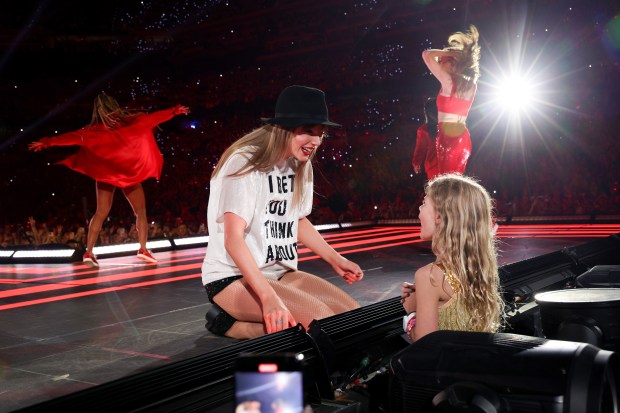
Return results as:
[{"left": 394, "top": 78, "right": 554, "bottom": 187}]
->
[{"left": 427, "top": 173, "right": 505, "bottom": 332}]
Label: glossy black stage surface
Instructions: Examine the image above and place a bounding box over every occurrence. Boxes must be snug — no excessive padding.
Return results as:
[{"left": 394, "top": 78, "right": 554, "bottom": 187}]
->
[{"left": 1, "top": 223, "right": 619, "bottom": 412}]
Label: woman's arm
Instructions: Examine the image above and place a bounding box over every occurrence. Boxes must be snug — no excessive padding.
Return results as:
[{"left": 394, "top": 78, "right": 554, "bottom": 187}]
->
[
  {"left": 297, "top": 217, "right": 363, "bottom": 284},
  {"left": 28, "top": 129, "right": 87, "bottom": 151},
  {"left": 422, "top": 49, "right": 460, "bottom": 92},
  {"left": 138, "top": 105, "right": 190, "bottom": 129},
  {"left": 223, "top": 212, "right": 296, "bottom": 333}
]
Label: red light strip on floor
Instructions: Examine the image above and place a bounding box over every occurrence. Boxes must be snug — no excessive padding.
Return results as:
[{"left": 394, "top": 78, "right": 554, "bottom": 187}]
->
[
  {"left": 299, "top": 230, "right": 421, "bottom": 253},
  {"left": 1, "top": 225, "right": 618, "bottom": 310},
  {"left": 0, "top": 272, "right": 200, "bottom": 310},
  {"left": 0, "top": 233, "right": 423, "bottom": 304},
  {"left": 320, "top": 227, "right": 416, "bottom": 242},
  {"left": 300, "top": 238, "right": 426, "bottom": 261},
  {"left": 0, "top": 263, "right": 202, "bottom": 299},
  {"left": 0, "top": 253, "right": 206, "bottom": 280}
]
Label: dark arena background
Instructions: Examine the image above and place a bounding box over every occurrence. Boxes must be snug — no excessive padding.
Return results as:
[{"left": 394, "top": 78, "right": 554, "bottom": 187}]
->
[{"left": 1, "top": 1, "right": 620, "bottom": 412}]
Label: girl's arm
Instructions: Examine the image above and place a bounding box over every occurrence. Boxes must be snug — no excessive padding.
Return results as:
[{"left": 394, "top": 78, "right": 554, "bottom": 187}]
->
[
  {"left": 297, "top": 217, "right": 363, "bottom": 284},
  {"left": 223, "top": 212, "right": 296, "bottom": 333},
  {"left": 403, "top": 264, "right": 441, "bottom": 341}
]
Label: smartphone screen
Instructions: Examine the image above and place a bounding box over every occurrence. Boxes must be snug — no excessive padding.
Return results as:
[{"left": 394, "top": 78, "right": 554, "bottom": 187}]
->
[{"left": 234, "top": 354, "right": 305, "bottom": 413}]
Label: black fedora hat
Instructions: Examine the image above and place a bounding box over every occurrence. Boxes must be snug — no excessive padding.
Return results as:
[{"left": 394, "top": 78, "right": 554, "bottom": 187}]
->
[{"left": 261, "top": 85, "right": 342, "bottom": 128}]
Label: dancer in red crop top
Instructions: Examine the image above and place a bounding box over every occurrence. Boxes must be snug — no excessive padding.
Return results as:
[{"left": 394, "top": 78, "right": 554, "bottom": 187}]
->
[
  {"left": 29, "top": 92, "right": 190, "bottom": 267},
  {"left": 422, "top": 24, "right": 480, "bottom": 175}
]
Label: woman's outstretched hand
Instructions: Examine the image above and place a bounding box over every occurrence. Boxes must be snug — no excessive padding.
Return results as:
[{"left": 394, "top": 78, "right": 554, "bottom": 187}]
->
[
  {"left": 333, "top": 256, "right": 364, "bottom": 285},
  {"left": 28, "top": 141, "right": 46, "bottom": 152},
  {"left": 174, "top": 105, "right": 191, "bottom": 115}
]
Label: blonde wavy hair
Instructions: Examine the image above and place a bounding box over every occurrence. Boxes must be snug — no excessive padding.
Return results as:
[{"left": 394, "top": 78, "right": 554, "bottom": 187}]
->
[
  {"left": 446, "top": 24, "right": 481, "bottom": 98},
  {"left": 426, "top": 173, "right": 504, "bottom": 332},
  {"left": 90, "top": 92, "right": 140, "bottom": 129},
  {"left": 211, "top": 125, "right": 314, "bottom": 208}
]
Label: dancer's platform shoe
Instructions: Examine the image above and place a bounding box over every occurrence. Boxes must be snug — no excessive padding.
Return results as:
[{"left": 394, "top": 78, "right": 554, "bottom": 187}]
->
[
  {"left": 137, "top": 248, "right": 157, "bottom": 264},
  {"left": 83, "top": 251, "right": 99, "bottom": 268}
]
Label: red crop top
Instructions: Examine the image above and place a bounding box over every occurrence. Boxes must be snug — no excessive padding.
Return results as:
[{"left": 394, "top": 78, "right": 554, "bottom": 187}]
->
[{"left": 436, "top": 85, "right": 476, "bottom": 118}]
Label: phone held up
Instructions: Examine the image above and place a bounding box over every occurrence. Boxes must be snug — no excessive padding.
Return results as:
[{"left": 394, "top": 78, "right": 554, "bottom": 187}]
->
[{"left": 234, "top": 352, "right": 306, "bottom": 413}]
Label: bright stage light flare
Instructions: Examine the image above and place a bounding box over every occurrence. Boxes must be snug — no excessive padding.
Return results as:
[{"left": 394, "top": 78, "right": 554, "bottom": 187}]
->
[{"left": 496, "top": 75, "right": 536, "bottom": 112}]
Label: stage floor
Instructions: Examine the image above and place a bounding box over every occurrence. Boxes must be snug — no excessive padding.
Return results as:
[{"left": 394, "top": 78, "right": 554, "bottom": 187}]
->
[{"left": 1, "top": 223, "right": 619, "bottom": 412}]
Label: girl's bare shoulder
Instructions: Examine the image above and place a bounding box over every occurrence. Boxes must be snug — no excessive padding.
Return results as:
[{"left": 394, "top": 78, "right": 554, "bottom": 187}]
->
[{"left": 414, "top": 263, "right": 435, "bottom": 283}]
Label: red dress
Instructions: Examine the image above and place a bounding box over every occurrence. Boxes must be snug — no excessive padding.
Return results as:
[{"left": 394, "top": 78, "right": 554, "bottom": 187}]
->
[
  {"left": 412, "top": 123, "right": 439, "bottom": 180},
  {"left": 40, "top": 107, "right": 179, "bottom": 188}
]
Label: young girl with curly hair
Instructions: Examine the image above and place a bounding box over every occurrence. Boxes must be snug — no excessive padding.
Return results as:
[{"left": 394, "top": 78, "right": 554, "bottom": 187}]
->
[{"left": 401, "top": 174, "right": 505, "bottom": 341}]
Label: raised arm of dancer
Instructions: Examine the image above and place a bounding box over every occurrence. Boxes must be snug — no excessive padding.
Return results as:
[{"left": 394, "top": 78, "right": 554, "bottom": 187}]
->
[
  {"left": 223, "top": 212, "right": 297, "bottom": 332},
  {"left": 422, "top": 49, "right": 460, "bottom": 90},
  {"left": 297, "top": 217, "right": 363, "bottom": 285},
  {"left": 28, "top": 129, "right": 87, "bottom": 152},
  {"left": 137, "top": 105, "right": 190, "bottom": 129}
]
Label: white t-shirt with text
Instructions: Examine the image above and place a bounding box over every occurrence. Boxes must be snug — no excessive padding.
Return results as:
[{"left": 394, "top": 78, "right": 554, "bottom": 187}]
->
[{"left": 201, "top": 150, "right": 313, "bottom": 285}]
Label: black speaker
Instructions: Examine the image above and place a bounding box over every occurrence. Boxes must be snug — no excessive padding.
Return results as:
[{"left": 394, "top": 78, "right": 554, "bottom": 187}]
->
[
  {"left": 389, "top": 330, "right": 619, "bottom": 413},
  {"left": 307, "top": 296, "right": 408, "bottom": 391},
  {"left": 535, "top": 288, "right": 620, "bottom": 352},
  {"left": 562, "top": 233, "right": 620, "bottom": 271},
  {"left": 577, "top": 265, "right": 620, "bottom": 288},
  {"left": 498, "top": 250, "right": 577, "bottom": 308}
]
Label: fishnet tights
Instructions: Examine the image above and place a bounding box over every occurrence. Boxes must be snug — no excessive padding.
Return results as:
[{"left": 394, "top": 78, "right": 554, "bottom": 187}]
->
[{"left": 213, "top": 271, "right": 360, "bottom": 339}]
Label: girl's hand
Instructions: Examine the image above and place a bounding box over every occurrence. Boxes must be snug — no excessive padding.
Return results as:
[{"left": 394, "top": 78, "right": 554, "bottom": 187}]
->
[
  {"left": 401, "top": 281, "right": 416, "bottom": 300},
  {"left": 401, "top": 281, "right": 417, "bottom": 313}
]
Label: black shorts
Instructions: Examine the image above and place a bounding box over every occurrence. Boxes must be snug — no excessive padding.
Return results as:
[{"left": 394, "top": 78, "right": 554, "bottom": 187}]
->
[
  {"left": 204, "top": 276, "right": 242, "bottom": 335},
  {"left": 204, "top": 275, "right": 243, "bottom": 303}
]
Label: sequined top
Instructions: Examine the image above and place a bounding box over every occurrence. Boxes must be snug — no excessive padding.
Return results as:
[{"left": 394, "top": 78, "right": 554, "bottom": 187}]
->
[{"left": 434, "top": 263, "right": 477, "bottom": 332}]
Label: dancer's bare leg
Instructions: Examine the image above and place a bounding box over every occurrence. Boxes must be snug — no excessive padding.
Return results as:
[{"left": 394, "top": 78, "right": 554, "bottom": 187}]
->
[
  {"left": 122, "top": 183, "right": 148, "bottom": 251},
  {"left": 86, "top": 181, "right": 115, "bottom": 253}
]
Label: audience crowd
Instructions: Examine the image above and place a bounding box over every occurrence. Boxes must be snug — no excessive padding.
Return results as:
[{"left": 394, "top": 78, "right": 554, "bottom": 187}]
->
[{"left": 2, "top": 107, "right": 619, "bottom": 249}]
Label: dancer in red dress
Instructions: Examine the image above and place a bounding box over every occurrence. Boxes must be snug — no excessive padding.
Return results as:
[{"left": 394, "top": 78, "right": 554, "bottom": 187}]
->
[
  {"left": 422, "top": 24, "right": 480, "bottom": 175},
  {"left": 29, "top": 92, "right": 190, "bottom": 267},
  {"left": 412, "top": 97, "right": 439, "bottom": 180}
]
